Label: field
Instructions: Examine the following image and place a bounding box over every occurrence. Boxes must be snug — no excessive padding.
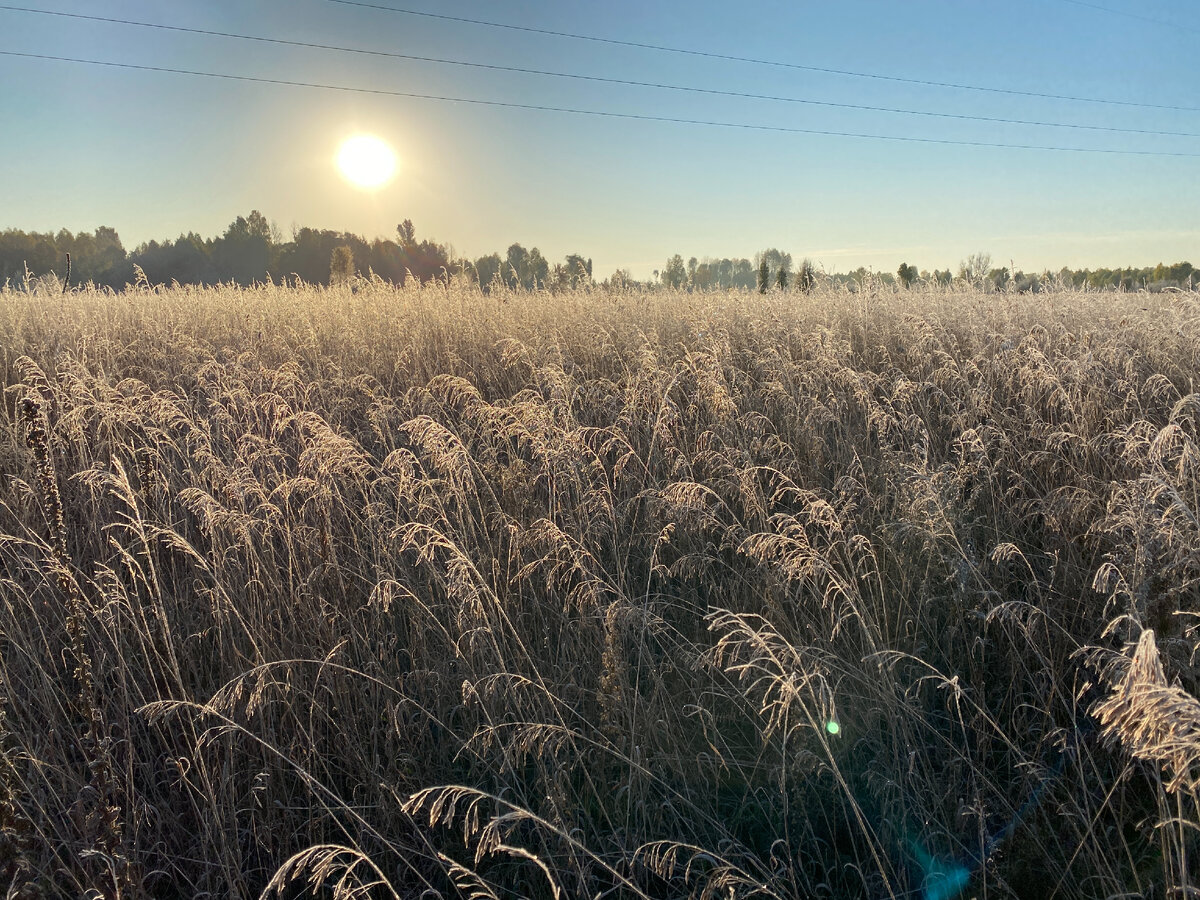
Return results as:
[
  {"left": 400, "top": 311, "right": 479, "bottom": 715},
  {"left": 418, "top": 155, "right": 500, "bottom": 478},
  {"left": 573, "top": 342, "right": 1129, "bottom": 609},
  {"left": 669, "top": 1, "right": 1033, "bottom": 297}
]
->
[{"left": 1, "top": 276, "right": 1198, "bottom": 899}]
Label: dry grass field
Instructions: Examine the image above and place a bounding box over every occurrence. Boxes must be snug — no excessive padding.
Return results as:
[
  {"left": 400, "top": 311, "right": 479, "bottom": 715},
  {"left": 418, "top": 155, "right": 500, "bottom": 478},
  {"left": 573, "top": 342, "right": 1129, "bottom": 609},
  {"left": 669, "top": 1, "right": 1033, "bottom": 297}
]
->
[{"left": 1, "top": 276, "right": 1198, "bottom": 899}]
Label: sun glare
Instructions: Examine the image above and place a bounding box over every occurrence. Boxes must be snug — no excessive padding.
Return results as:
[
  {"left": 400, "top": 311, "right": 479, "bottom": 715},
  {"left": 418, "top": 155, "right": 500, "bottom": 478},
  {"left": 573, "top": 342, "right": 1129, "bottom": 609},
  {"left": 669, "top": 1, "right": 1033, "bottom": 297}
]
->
[{"left": 336, "top": 134, "right": 397, "bottom": 190}]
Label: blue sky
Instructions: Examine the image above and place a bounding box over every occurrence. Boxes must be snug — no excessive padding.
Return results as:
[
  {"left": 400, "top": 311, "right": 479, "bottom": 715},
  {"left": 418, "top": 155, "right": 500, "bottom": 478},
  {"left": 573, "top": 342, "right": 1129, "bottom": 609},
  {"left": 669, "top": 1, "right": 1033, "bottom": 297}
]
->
[{"left": 1, "top": 0, "right": 1196, "bottom": 279}]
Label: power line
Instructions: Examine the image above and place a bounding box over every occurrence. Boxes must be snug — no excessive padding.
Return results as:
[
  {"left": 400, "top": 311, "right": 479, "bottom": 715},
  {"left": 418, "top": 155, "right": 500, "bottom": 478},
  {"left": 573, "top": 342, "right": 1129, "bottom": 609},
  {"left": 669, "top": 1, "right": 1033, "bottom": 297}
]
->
[
  {"left": 3, "top": 49, "right": 1197, "bottom": 158},
  {"left": 4, "top": 4, "right": 1195, "bottom": 138},
  {"left": 326, "top": 0, "right": 1200, "bottom": 114},
  {"left": 1055, "top": 0, "right": 1198, "bottom": 33},
  {"left": 3, "top": 4, "right": 1198, "bottom": 138}
]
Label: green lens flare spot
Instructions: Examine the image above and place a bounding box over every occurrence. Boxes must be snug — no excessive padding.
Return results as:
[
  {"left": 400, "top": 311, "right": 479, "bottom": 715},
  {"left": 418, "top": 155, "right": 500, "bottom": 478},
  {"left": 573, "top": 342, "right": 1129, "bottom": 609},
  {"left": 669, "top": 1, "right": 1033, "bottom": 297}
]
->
[{"left": 826, "top": 720, "right": 840, "bottom": 735}]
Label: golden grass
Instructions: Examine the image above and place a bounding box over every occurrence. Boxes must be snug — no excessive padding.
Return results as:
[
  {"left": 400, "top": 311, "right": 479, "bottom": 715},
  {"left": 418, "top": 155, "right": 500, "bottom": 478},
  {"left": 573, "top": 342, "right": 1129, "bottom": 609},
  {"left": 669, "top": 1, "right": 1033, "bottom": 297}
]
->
[{"left": 0, "top": 275, "right": 1198, "bottom": 898}]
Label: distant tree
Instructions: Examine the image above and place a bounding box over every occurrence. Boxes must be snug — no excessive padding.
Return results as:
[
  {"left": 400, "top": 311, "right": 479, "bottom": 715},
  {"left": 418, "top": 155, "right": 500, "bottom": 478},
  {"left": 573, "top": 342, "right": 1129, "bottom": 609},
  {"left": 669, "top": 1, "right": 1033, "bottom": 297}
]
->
[
  {"left": 0, "top": 229, "right": 54, "bottom": 285},
  {"left": 92, "top": 226, "right": 131, "bottom": 282},
  {"left": 1145, "top": 260, "right": 1196, "bottom": 289},
  {"left": 758, "top": 257, "right": 769, "bottom": 294},
  {"left": 213, "top": 210, "right": 275, "bottom": 284},
  {"left": 561, "top": 253, "right": 592, "bottom": 288},
  {"left": 691, "top": 260, "right": 716, "bottom": 291},
  {"left": 776, "top": 265, "right": 788, "bottom": 291},
  {"left": 1012, "top": 270, "right": 1042, "bottom": 293},
  {"left": 505, "top": 244, "right": 529, "bottom": 289},
  {"left": 132, "top": 231, "right": 214, "bottom": 285},
  {"left": 606, "top": 268, "right": 634, "bottom": 290},
  {"left": 524, "top": 247, "right": 549, "bottom": 289},
  {"left": 987, "top": 267, "right": 1011, "bottom": 291},
  {"left": 897, "top": 262, "right": 917, "bottom": 288},
  {"left": 278, "top": 227, "right": 369, "bottom": 284},
  {"left": 366, "top": 238, "right": 406, "bottom": 283},
  {"left": 385, "top": 220, "right": 457, "bottom": 284},
  {"left": 407, "top": 237, "right": 452, "bottom": 284},
  {"left": 494, "top": 243, "right": 551, "bottom": 290},
  {"left": 279, "top": 227, "right": 332, "bottom": 283},
  {"left": 330, "top": 245, "right": 355, "bottom": 283},
  {"left": 796, "top": 258, "right": 815, "bottom": 293},
  {"left": 474, "top": 252, "right": 503, "bottom": 292},
  {"left": 959, "top": 251, "right": 992, "bottom": 283},
  {"left": 661, "top": 254, "right": 688, "bottom": 289},
  {"left": 35, "top": 225, "right": 132, "bottom": 286},
  {"left": 733, "top": 259, "right": 756, "bottom": 290}
]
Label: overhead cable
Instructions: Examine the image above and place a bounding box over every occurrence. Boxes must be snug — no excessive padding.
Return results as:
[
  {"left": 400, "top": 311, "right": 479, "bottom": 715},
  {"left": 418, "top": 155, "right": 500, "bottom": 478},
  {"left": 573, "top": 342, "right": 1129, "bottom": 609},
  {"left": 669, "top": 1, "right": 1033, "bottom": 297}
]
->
[
  {"left": 2, "top": 49, "right": 1197, "bottom": 157},
  {"left": 1, "top": 5, "right": 1197, "bottom": 137},
  {"left": 1055, "top": 0, "right": 1198, "bottom": 33},
  {"left": 326, "top": 0, "right": 1200, "bottom": 113}
]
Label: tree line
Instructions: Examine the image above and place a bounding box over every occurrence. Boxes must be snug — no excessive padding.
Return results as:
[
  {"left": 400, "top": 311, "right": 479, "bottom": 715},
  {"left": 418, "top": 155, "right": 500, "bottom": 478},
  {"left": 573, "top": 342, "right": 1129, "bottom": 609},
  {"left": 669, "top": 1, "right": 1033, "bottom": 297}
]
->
[
  {"left": 663, "top": 249, "right": 1195, "bottom": 294},
  {"left": 0, "top": 211, "right": 593, "bottom": 293},
  {"left": 935, "top": 251, "right": 1196, "bottom": 293},
  {"left": 655, "top": 249, "right": 815, "bottom": 293},
  {"left": 1, "top": 213, "right": 1194, "bottom": 294}
]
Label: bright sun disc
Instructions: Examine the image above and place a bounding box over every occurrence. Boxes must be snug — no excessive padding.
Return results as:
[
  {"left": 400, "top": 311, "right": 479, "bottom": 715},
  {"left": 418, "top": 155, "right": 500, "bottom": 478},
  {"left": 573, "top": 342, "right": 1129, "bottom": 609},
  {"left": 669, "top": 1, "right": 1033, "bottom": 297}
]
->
[{"left": 336, "top": 134, "right": 397, "bottom": 189}]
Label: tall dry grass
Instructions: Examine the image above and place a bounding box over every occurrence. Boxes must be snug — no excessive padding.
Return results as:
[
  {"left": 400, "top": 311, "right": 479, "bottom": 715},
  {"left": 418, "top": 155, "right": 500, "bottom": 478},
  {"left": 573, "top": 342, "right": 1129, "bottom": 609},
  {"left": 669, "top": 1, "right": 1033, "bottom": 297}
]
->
[{"left": 0, "top": 274, "right": 1198, "bottom": 898}]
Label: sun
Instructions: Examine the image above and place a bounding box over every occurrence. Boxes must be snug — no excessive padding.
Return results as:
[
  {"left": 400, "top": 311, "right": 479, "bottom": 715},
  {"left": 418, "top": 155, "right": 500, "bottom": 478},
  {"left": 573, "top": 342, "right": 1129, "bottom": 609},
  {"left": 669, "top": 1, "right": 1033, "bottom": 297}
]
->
[{"left": 336, "top": 134, "right": 397, "bottom": 190}]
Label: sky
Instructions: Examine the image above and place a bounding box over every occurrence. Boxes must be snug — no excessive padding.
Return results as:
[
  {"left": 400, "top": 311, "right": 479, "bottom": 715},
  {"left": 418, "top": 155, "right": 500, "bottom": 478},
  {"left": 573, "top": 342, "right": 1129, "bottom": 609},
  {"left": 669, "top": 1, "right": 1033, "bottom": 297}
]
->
[{"left": 1, "top": 0, "right": 1197, "bottom": 280}]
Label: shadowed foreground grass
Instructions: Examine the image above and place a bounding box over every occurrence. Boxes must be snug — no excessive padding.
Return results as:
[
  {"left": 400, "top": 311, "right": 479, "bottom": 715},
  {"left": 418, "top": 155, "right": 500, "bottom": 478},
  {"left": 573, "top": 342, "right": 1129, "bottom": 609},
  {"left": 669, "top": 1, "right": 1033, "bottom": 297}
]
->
[{"left": 1, "top": 277, "right": 1198, "bottom": 899}]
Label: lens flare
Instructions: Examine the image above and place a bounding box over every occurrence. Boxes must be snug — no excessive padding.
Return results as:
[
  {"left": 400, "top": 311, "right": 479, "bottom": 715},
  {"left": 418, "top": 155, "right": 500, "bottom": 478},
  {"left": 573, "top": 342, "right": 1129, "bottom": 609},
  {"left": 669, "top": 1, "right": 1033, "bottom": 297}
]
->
[
  {"left": 911, "top": 840, "right": 972, "bottom": 900},
  {"left": 825, "top": 720, "right": 840, "bottom": 735}
]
